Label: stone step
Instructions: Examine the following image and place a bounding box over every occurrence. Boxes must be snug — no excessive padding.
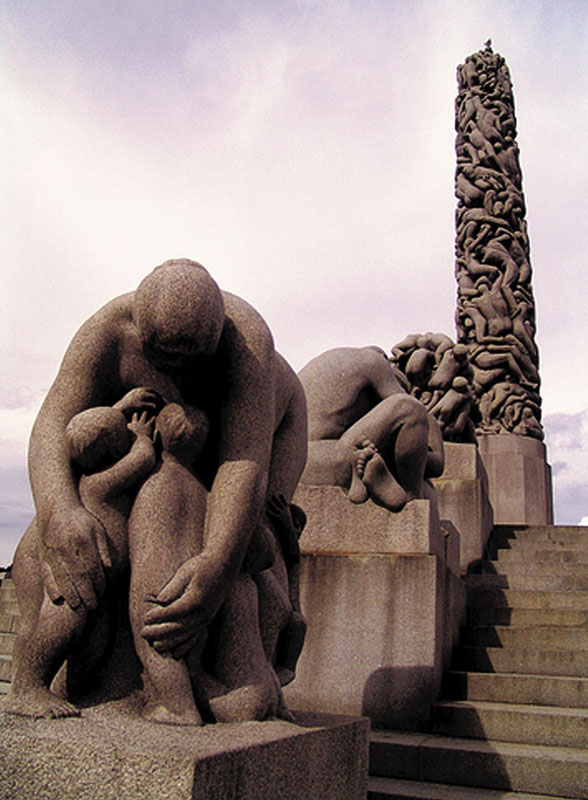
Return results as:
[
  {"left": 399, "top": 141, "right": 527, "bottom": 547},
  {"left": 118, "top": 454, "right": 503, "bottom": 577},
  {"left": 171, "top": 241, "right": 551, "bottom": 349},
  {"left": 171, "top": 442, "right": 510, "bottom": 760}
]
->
[
  {"left": 0, "top": 579, "right": 16, "bottom": 600},
  {"left": 467, "top": 586, "right": 588, "bottom": 611},
  {"left": 493, "top": 548, "right": 588, "bottom": 566},
  {"left": 0, "top": 632, "right": 16, "bottom": 656},
  {"left": 465, "top": 573, "right": 588, "bottom": 592},
  {"left": 368, "top": 775, "right": 576, "bottom": 800},
  {"left": 491, "top": 527, "right": 588, "bottom": 551},
  {"left": 370, "top": 730, "right": 588, "bottom": 798},
  {"left": 443, "top": 671, "right": 588, "bottom": 709},
  {"left": 0, "top": 655, "right": 12, "bottom": 682},
  {"left": 0, "top": 681, "right": 10, "bottom": 695},
  {"left": 467, "top": 604, "right": 588, "bottom": 627},
  {"left": 484, "top": 560, "right": 588, "bottom": 578},
  {"left": 0, "top": 613, "right": 19, "bottom": 634},
  {"left": 0, "top": 600, "right": 20, "bottom": 616},
  {"left": 432, "top": 699, "right": 588, "bottom": 749},
  {"left": 460, "top": 624, "right": 588, "bottom": 650},
  {"left": 452, "top": 644, "right": 588, "bottom": 677}
]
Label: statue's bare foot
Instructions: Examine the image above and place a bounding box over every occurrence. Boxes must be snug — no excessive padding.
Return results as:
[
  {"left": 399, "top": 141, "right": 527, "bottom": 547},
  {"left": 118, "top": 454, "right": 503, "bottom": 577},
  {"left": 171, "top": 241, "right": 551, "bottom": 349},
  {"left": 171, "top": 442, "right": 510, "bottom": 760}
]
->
[
  {"left": 357, "top": 440, "right": 408, "bottom": 512},
  {"left": 3, "top": 688, "right": 80, "bottom": 720},
  {"left": 142, "top": 701, "right": 203, "bottom": 726},
  {"left": 347, "top": 442, "right": 375, "bottom": 503}
]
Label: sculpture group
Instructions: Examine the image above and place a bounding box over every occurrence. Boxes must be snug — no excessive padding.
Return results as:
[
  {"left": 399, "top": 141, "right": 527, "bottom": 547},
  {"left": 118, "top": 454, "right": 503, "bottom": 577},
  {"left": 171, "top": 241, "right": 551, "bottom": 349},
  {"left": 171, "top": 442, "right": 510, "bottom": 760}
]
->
[
  {"left": 299, "top": 346, "right": 444, "bottom": 509},
  {"left": 390, "top": 332, "right": 476, "bottom": 443},
  {"left": 3, "top": 44, "right": 545, "bottom": 733},
  {"left": 6, "top": 259, "right": 308, "bottom": 724},
  {"left": 6, "top": 260, "right": 442, "bottom": 725}
]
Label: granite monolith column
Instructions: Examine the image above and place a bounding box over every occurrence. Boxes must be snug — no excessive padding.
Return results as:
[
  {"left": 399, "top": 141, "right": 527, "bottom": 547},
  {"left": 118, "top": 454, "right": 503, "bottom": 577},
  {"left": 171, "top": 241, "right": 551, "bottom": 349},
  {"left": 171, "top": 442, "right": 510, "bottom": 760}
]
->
[{"left": 454, "top": 43, "right": 553, "bottom": 524}]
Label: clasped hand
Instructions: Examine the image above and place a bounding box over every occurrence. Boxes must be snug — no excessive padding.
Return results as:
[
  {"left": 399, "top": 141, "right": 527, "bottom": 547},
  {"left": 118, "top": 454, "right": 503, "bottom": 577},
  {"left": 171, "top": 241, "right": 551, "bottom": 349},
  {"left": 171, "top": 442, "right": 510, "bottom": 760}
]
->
[{"left": 141, "top": 555, "right": 223, "bottom": 660}]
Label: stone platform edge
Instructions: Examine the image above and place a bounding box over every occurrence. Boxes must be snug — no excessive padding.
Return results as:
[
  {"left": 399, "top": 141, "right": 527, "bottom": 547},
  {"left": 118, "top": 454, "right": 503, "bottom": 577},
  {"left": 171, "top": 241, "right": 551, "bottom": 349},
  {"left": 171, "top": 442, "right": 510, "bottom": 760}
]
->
[
  {"left": 294, "top": 485, "right": 443, "bottom": 558},
  {"left": 0, "top": 703, "right": 369, "bottom": 800}
]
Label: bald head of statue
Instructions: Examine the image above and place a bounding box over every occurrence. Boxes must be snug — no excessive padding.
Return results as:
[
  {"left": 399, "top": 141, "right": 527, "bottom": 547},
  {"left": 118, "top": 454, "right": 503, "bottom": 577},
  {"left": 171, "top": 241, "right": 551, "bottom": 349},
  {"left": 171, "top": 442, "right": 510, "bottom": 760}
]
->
[{"left": 133, "top": 259, "right": 225, "bottom": 369}]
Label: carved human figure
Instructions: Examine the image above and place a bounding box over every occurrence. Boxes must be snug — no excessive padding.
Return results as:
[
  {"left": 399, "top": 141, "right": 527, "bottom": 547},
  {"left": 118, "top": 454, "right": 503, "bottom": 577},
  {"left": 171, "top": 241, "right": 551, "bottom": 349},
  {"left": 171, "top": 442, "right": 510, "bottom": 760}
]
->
[
  {"left": 17, "top": 258, "right": 307, "bottom": 721},
  {"left": 391, "top": 334, "right": 476, "bottom": 444},
  {"left": 6, "top": 399, "right": 157, "bottom": 718},
  {"left": 128, "top": 403, "right": 209, "bottom": 726},
  {"left": 428, "top": 376, "right": 476, "bottom": 442},
  {"left": 459, "top": 278, "right": 513, "bottom": 339},
  {"left": 259, "top": 494, "right": 307, "bottom": 688},
  {"left": 299, "top": 346, "right": 443, "bottom": 511}
]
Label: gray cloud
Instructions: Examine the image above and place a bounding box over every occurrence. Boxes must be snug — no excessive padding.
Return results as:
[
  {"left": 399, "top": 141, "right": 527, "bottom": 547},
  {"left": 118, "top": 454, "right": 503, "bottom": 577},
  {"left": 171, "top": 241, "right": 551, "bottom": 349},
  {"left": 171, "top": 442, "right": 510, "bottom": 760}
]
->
[{"left": 544, "top": 410, "right": 588, "bottom": 525}]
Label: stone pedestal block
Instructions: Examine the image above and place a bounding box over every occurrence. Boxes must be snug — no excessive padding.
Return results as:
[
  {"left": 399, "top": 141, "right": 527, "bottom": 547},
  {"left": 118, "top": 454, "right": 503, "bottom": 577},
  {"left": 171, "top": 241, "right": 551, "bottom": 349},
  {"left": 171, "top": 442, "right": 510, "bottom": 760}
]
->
[
  {"left": 0, "top": 705, "right": 369, "bottom": 800},
  {"left": 286, "top": 488, "right": 466, "bottom": 730},
  {"left": 432, "top": 442, "right": 494, "bottom": 571},
  {"left": 284, "top": 553, "right": 464, "bottom": 731},
  {"left": 294, "top": 486, "right": 444, "bottom": 558},
  {"left": 477, "top": 434, "right": 554, "bottom": 525}
]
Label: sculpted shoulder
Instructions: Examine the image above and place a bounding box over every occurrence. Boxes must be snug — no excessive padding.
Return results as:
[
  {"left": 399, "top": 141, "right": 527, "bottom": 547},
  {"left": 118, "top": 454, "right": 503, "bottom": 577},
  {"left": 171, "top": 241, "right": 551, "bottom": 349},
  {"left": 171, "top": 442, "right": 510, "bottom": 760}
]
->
[
  {"left": 72, "top": 292, "right": 135, "bottom": 347},
  {"left": 221, "top": 291, "right": 274, "bottom": 356},
  {"left": 299, "top": 347, "right": 377, "bottom": 387}
]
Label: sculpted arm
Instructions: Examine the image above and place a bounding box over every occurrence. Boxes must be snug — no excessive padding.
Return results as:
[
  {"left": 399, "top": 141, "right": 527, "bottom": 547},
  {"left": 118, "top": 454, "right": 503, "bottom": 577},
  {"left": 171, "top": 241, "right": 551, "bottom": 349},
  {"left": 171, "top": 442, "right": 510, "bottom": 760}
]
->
[
  {"left": 88, "top": 415, "right": 156, "bottom": 501},
  {"left": 28, "top": 312, "right": 120, "bottom": 609}
]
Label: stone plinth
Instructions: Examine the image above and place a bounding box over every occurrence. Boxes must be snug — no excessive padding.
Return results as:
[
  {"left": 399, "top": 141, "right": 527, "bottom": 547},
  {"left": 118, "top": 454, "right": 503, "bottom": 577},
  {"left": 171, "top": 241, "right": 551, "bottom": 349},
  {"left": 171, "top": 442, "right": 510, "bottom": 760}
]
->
[
  {"left": 286, "top": 488, "right": 466, "bottom": 730},
  {"left": 295, "top": 486, "right": 444, "bottom": 558},
  {"left": 477, "top": 434, "right": 554, "bottom": 526},
  {"left": 0, "top": 705, "right": 369, "bottom": 800},
  {"left": 432, "top": 442, "right": 494, "bottom": 571}
]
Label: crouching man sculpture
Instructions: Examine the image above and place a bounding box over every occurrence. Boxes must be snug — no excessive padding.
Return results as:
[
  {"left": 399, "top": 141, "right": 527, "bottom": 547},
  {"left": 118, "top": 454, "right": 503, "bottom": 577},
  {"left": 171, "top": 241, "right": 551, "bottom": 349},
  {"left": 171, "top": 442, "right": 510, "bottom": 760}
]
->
[
  {"left": 5, "top": 258, "right": 308, "bottom": 725},
  {"left": 298, "top": 346, "right": 443, "bottom": 511}
]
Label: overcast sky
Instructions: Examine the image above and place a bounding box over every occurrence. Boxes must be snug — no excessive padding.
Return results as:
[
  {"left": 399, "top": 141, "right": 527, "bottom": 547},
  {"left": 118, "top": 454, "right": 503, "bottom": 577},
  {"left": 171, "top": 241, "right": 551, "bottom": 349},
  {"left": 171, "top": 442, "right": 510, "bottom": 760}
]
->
[{"left": 2, "top": 0, "right": 587, "bottom": 564}]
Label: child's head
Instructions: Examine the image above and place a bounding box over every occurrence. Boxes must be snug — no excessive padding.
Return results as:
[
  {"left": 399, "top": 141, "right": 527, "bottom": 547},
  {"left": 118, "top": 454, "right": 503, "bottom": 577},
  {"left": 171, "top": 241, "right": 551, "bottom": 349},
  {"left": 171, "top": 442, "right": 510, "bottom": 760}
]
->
[
  {"left": 66, "top": 407, "right": 131, "bottom": 472},
  {"left": 155, "top": 403, "right": 208, "bottom": 459}
]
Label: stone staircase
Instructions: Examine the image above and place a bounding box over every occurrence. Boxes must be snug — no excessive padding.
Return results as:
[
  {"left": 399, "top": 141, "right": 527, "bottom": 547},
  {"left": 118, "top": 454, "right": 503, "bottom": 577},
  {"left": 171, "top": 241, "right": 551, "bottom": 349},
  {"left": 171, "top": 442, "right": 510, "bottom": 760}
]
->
[
  {"left": 0, "top": 569, "right": 17, "bottom": 696},
  {"left": 3, "top": 529, "right": 588, "bottom": 797},
  {"left": 368, "top": 525, "right": 588, "bottom": 800}
]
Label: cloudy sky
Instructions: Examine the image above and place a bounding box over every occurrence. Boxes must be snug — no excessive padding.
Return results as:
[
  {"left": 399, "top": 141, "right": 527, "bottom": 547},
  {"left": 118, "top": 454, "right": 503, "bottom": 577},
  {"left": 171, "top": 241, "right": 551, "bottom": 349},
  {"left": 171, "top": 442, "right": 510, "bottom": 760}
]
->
[{"left": 1, "top": 0, "right": 587, "bottom": 564}]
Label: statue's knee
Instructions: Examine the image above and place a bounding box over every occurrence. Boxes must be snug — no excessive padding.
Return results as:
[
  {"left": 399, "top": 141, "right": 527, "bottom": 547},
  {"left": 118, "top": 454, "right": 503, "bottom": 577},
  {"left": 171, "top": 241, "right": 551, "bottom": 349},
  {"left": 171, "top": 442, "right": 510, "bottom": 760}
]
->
[{"left": 394, "top": 394, "right": 428, "bottom": 426}]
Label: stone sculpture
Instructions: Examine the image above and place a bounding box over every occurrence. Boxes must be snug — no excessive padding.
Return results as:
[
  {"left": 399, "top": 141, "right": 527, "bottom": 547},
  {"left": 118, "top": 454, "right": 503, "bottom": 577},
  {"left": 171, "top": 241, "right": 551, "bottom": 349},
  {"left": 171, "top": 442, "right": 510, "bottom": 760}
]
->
[
  {"left": 298, "top": 346, "right": 444, "bottom": 511},
  {"left": 5, "top": 258, "right": 308, "bottom": 724},
  {"left": 391, "top": 332, "right": 477, "bottom": 442},
  {"left": 454, "top": 42, "right": 543, "bottom": 439}
]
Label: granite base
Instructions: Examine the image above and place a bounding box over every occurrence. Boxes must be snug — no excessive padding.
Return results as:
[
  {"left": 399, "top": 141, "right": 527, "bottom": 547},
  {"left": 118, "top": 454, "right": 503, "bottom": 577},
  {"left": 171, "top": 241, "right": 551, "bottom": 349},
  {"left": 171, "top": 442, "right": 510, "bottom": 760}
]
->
[
  {"left": 285, "top": 489, "right": 466, "bottom": 730},
  {"left": 0, "top": 703, "right": 369, "bottom": 800},
  {"left": 432, "top": 442, "right": 494, "bottom": 570},
  {"left": 477, "top": 434, "right": 554, "bottom": 525}
]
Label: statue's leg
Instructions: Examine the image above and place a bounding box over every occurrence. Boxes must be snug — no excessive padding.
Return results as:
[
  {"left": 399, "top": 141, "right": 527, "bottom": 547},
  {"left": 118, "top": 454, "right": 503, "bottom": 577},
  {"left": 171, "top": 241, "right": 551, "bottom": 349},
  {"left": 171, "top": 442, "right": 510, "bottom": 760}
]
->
[
  {"left": 206, "top": 573, "right": 288, "bottom": 722},
  {"left": 340, "top": 394, "right": 429, "bottom": 507},
  {"left": 5, "top": 520, "right": 84, "bottom": 718},
  {"left": 300, "top": 439, "right": 353, "bottom": 488},
  {"left": 128, "top": 476, "right": 205, "bottom": 726},
  {"left": 255, "top": 568, "right": 291, "bottom": 664}
]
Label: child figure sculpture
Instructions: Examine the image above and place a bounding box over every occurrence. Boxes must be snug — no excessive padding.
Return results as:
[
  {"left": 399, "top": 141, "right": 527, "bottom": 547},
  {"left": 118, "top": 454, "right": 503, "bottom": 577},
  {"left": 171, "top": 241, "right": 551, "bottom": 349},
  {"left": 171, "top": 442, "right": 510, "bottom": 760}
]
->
[
  {"left": 128, "top": 402, "right": 210, "bottom": 726},
  {"left": 6, "top": 394, "right": 157, "bottom": 718},
  {"left": 131, "top": 403, "right": 299, "bottom": 725}
]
